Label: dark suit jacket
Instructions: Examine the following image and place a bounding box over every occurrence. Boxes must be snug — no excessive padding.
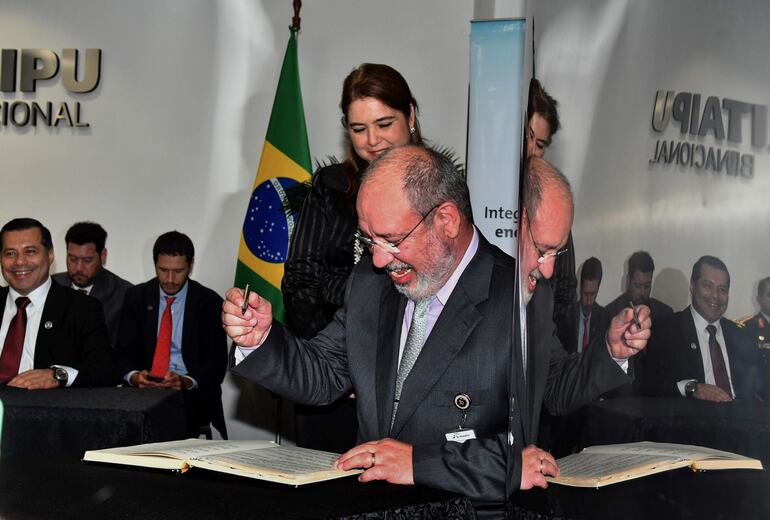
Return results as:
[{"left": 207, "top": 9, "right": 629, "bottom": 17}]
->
[
  {"left": 556, "top": 300, "right": 610, "bottom": 354},
  {"left": 117, "top": 279, "right": 228, "bottom": 437},
  {"left": 0, "top": 281, "right": 121, "bottom": 386},
  {"left": 638, "top": 307, "right": 759, "bottom": 399},
  {"left": 745, "top": 313, "right": 770, "bottom": 399},
  {"left": 606, "top": 293, "right": 673, "bottom": 325},
  {"left": 53, "top": 268, "right": 132, "bottom": 348},
  {"left": 232, "top": 233, "right": 630, "bottom": 509}
]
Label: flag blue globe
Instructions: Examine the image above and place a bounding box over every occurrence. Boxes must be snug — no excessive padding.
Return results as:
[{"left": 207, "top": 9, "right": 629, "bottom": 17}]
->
[{"left": 243, "top": 177, "right": 300, "bottom": 263}]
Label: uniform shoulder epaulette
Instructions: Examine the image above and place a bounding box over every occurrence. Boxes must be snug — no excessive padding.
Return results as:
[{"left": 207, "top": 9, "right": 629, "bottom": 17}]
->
[{"left": 733, "top": 314, "right": 754, "bottom": 328}]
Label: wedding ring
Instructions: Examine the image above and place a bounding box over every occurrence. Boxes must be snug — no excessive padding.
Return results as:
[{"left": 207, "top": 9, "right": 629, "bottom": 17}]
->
[
  {"left": 539, "top": 459, "right": 544, "bottom": 474},
  {"left": 371, "top": 453, "right": 376, "bottom": 467}
]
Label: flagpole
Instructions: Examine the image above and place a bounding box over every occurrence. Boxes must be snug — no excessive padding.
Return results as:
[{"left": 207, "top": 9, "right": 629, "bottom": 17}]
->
[{"left": 273, "top": 0, "right": 303, "bottom": 447}]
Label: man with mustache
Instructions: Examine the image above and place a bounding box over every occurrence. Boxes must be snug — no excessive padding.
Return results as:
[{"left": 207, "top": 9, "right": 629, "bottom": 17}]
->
[
  {"left": 639, "top": 255, "right": 759, "bottom": 401},
  {"left": 117, "top": 231, "right": 228, "bottom": 437},
  {"left": 223, "top": 148, "right": 650, "bottom": 518},
  {"left": 52, "top": 221, "right": 133, "bottom": 348},
  {"left": 0, "top": 218, "right": 121, "bottom": 389}
]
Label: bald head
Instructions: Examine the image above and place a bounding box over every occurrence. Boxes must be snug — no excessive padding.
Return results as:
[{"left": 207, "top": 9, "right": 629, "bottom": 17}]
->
[
  {"left": 361, "top": 145, "right": 473, "bottom": 223},
  {"left": 523, "top": 157, "right": 574, "bottom": 222}
]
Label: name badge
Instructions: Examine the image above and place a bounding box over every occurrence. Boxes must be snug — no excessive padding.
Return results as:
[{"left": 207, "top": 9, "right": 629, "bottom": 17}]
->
[{"left": 445, "top": 428, "right": 476, "bottom": 443}]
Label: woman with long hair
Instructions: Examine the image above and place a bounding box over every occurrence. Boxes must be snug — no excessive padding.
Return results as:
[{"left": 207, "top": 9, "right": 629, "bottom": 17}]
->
[{"left": 282, "top": 63, "right": 422, "bottom": 452}]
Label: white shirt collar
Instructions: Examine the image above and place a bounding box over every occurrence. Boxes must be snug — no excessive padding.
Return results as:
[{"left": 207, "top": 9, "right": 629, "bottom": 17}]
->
[
  {"left": 690, "top": 304, "right": 721, "bottom": 334},
  {"left": 8, "top": 277, "right": 52, "bottom": 310},
  {"left": 434, "top": 227, "right": 479, "bottom": 306}
]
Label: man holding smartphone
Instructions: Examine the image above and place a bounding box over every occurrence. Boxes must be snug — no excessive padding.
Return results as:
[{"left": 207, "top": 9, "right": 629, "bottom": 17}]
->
[{"left": 117, "top": 231, "right": 228, "bottom": 438}]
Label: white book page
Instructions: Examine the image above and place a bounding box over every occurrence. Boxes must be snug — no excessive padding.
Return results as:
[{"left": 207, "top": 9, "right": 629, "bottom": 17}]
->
[
  {"left": 194, "top": 446, "right": 339, "bottom": 475},
  {"left": 96, "top": 439, "right": 275, "bottom": 460}
]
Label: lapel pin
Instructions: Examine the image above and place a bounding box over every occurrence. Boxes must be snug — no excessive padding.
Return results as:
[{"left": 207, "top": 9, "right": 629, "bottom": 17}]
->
[
  {"left": 44, "top": 321, "right": 53, "bottom": 330},
  {"left": 454, "top": 393, "right": 471, "bottom": 410},
  {"left": 147, "top": 305, "right": 154, "bottom": 311},
  {"left": 689, "top": 342, "right": 698, "bottom": 350}
]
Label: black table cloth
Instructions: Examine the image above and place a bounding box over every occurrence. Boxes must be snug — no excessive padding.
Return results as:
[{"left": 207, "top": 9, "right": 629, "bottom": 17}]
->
[
  {"left": 569, "top": 397, "right": 770, "bottom": 466},
  {"left": 0, "top": 459, "right": 474, "bottom": 520},
  {"left": 0, "top": 386, "right": 187, "bottom": 461}
]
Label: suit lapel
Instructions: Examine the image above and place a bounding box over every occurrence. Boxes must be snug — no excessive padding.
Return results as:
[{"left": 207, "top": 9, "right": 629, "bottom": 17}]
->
[
  {"left": 375, "top": 286, "right": 405, "bottom": 438},
  {"left": 34, "top": 282, "right": 67, "bottom": 367},
  {"left": 683, "top": 309, "right": 706, "bottom": 382},
  {"left": 144, "top": 281, "right": 160, "bottom": 359},
  {"left": 389, "top": 243, "right": 492, "bottom": 437},
  {"left": 0, "top": 287, "right": 7, "bottom": 323}
]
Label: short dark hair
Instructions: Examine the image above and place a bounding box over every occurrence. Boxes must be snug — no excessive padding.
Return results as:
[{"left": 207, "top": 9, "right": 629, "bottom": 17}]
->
[
  {"left": 1, "top": 218, "right": 53, "bottom": 251},
  {"left": 527, "top": 78, "right": 560, "bottom": 141},
  {"left": 153, "top": 231, "right": 194, "bottom": 265},
  {"left": 759, "top": 277, "right": 770, "bottom": 297},
  {"left": 691, "top": 255, "right": 730, "bottom": 286},
  {"left": 65, "top": 222, "right": 107, "bottom": 253},
  {"left": 580, "top": 257, "right": 603, "bottom": 286},
  {"left": 363, "top": 145, "right": 473, "bottom": 222},
  {"left": 628, "top": 251, "right": 655, "bottom": 277}
]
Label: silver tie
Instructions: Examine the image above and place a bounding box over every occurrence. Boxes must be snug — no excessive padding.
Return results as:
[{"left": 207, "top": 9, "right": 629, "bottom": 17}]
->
[{"left": 391, "top": 298, "right": 431, "bottom": 428}]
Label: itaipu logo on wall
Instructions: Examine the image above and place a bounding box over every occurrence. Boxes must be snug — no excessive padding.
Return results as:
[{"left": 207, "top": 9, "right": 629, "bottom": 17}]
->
[
  {"left": 0, "top": 49, "right": 100, "bottom": 128},
  {"left": 648, "top": 90, "right": 767, "bottom": 180}
]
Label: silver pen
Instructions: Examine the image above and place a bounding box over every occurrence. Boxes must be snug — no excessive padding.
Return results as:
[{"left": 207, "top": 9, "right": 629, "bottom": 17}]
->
[
  {"left": 629, "top": 300, "right": 641, "bottom": 328},
  {"left": 241, "top": 284, "right": 251, "bottom": 315}
]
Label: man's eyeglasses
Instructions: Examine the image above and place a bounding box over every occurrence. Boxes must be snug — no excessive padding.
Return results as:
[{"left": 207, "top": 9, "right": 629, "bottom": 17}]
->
[
  {"left": 354, "top": 204, "right": 440, "bottom": 255},
  {"left": 526, "top": 221, "right": 568, "bottom": 264}
]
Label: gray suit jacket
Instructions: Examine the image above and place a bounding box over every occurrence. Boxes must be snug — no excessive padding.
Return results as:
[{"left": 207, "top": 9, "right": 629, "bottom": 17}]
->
[
  {"left": 232, "top": 234, "right": 629, "bottom": 508},
  {"left": 53, "top": 268, "right": 132, "bottom": 348}
]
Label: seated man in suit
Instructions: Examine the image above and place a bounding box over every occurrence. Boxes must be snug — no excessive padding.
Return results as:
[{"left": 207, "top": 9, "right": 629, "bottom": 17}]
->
[
  {"left": 742, "top": 276, "right": 770, "bottom": 399},
  {"left": 606, "top": 251, "right": 673, "bottom": 325},
  {"left": 556, "top": 257, "right": 609, "bottom": 353},
  {"left": 53, "top": 221, "right": 132, "bottom": 348},
  {"left": 222, "top": 148, "right": 651, "bottom": 517},
  {"left": 639, "top": 255, "right": 759, "bottom": 401},
  {"left": 0, "top": 218, "right": 121, "bottom": 389},
  {"left": 118, "top": 231, "right": 228, "bottom": 438}
]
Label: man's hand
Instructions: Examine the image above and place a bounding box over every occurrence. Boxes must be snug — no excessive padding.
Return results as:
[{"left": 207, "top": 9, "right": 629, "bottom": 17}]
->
[
  {"left": 520, "top": 444, "right": 559, "bottom": 490},
  {"left": 335, "top": 438, "right": 414, "bottom": 485},
  {"left": 222, "top": 288, "right": 273, "bottom": 347},
  {"left": 8, "top": 369, "right": 59, "bottom": 390},
  {"left": 693, "top": 383, "right": 733, "bottom": 402},
  {"left": 607, "top": 305, "right": 652, "bottom": 359},
  {"left": 162, "top": 371, "right": 194, "bottom": 390},
  {"left": 130, "top": 370, "right": 169, "bottom": 389}
]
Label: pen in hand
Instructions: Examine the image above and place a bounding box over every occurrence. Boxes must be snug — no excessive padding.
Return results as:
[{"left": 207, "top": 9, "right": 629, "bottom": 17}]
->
[
  {"left": 241, "top": 284, "right": 251, "bottom": 315},
  {"left": 629, "top": 300, "right": 641, "bottom": 328}
]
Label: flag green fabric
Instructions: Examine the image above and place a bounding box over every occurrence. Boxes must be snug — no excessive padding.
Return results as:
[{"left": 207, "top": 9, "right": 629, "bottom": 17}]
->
[{"left": 235, "top": 30, "right": 311, "bottom": 324}]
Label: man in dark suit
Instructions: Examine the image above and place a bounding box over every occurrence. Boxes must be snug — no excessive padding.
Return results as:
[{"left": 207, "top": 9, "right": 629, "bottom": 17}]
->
[
  {"left": 53, "top": 221, "right": 132, "bottom": 348},
  {"left": 556, "top": 257, "right": 609, "bottom": 353},
  {"left": 223, "top": 149, "right": 650, "bottom": 516},
  {"left": 117, "top": 231, "right": 228, "bottom": 438},
  {"left": 606, "top": 251, "right": 673, "bottom": 325},
  {"left": 639, "top": 256, "right": 759, "bottom": 401},
  {"left": 743, "top": 277, "right": 770, "bottom": 399},
  {"left": 0, "top": 218, "right": 121, "bottom": 389}
]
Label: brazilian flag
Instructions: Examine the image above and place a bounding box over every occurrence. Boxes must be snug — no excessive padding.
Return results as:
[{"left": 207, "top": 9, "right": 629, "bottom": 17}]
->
[{"left": 235, "top": 29, "right": 311, "bottom": 324}]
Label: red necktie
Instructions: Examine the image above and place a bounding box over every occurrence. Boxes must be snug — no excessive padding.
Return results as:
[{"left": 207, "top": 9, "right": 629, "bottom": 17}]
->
[
  {"left": 0, "top": 297, "right": 31, "bottom": 383},
  {"left": 581, "top": 316, "right": 590, "bottom": 351},
  {"left": 706, "top": 324, "right": 731, "bottom": 395},
  {"left": 150, "top": 297, "right": 176, "bottom": 378}
]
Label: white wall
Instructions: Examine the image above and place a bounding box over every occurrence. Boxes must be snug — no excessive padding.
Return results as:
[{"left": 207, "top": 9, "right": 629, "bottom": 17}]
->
[
  {"left": 0, "top": 0, "right": 474, "bottom": 440},
  {"left": 531, "top": 0, "right": 770, "bottom": 319}
]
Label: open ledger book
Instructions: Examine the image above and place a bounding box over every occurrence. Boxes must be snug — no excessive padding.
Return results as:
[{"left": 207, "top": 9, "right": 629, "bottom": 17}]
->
[
  {"left": 83, "top": 439, "right": 362, "bottom": 486},
  {"left": 546, "top": 441, "right": 763, "bottom": 488}
]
